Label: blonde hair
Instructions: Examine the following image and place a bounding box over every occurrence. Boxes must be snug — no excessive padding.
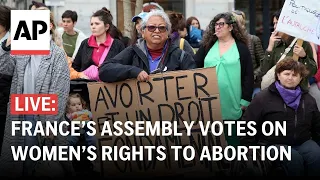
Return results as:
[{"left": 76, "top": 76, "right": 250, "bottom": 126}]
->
[
  {"left": 231, "top": 10, "right": 246, "bottom": 31},
  {"left": 66, "top": 93, "right": 87, "bottom": 113},
  {"left": 35, "top": 7, "right": 62, "bottom": 47}
]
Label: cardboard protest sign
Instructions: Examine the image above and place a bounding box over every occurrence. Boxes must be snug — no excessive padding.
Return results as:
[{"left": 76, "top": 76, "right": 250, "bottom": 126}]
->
[
  {"left": 87, "top": 67, "right": 227, "bottom": 177},
  {"left": 276, "top": 0, "right": 320, "bottom": 45}
]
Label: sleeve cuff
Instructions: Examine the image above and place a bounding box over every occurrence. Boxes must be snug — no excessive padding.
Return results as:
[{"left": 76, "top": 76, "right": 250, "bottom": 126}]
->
[
  {"left": 240, "top": 99, "right": 250, "bottom": 107},
  {"left": 130, "top": 67, "right": 143, "bottom": 78},
  {"left": 1, "top": 40, "right": 10, "bottom": 52}
]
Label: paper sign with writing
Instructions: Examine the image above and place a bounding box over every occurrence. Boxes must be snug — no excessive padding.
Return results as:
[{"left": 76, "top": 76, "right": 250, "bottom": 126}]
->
[
  {"left": 87, "top": 67, "right": 227, "bottom": 177},
  {"left": 276, "top": 0, "right": 320, "bottom": 45}
]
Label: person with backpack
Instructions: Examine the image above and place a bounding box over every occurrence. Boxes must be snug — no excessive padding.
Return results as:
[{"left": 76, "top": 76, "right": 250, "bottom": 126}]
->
[{"left": 166, "top": 11, "right": 195, "bottom": 57}]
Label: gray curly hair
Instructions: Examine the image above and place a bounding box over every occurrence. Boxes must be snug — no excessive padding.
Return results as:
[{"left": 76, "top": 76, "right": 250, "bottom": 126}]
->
[{"left": 140, "top": 10, "right": 172, "bottom": 33}]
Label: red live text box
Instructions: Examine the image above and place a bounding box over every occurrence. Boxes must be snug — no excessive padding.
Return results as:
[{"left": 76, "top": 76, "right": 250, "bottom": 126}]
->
[{"left": 10, "top": 94, "right": 58, "bottom": 115}]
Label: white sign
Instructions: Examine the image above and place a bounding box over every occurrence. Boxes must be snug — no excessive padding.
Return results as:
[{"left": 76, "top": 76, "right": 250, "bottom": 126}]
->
[
  {"left": 11, "top": 10, "right": 50, "bottom": 55},
  {"left": 276, "top": 0, "right": 320, "bottom": 45}
]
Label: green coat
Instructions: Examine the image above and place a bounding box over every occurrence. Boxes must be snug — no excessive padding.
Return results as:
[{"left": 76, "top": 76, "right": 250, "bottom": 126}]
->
[{"left": 260, "top": 38, "right": 317, "bottom": 90}]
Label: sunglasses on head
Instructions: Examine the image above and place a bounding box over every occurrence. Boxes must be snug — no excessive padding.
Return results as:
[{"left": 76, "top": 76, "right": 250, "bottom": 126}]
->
[
  {"left": 233, "top": 10, "right": 245, "bottom": 18},
  {"left": 145, "top": 25, "right": 167, "bottom": 32}
]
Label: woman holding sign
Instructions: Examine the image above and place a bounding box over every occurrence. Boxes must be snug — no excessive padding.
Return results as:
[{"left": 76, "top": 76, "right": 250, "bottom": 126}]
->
[
  {"left": 98, "top": 10, "right": 196, "bottom": 83},
  {"left": 260, "top": 9, "right": 317, "bottom": 90},
  {"left": 241, "top": 57, "right": 320, "bottom": 176},
  {"left": 194, "top": 12, "right": 254, "bottom": 146}
]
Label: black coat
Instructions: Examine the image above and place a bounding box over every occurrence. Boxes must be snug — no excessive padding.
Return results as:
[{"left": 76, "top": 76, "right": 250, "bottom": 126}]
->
[
  {"left": 72, "top": 38, "right": 125, "bottom": 72},
  {"left": 240, "top": 82, "right": 320, "bottom": 146},
  {"left": 98, "top": 41, "right": 196, "bottom": 83},
  {"left": 0, "top": 74, "right": 11, "bottom": 115},
  {"left": 0, "top": 40, "right": 14, "bottom": 115}
]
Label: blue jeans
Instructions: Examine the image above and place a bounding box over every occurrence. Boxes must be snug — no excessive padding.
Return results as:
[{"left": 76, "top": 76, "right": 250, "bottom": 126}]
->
[
  {"left": 272, "top": 140, "right": 320, "bottom": 176},
  {"left": 23, "top": 115, "right": 38, "bottom": 176},
  {"left": 68, "top": 128, "right": 96, "bottom": 147}
]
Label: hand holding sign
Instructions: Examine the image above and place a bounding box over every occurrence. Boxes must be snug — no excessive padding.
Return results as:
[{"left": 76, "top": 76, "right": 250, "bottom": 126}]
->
[
  {"left": 137, "top": 70, "right": 149, "bottom": 82},
  {"left": 293, "top": 44, "right": 306, "bottom": 58}
]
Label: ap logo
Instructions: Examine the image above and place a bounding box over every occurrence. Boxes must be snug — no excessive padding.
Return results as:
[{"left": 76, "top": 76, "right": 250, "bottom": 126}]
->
[{"left": 11, "top": 10, "right": 50, "bottom": 55}]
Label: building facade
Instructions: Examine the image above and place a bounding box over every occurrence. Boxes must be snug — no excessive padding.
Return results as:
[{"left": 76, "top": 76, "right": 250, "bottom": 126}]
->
[{"left": 6, "top": 0, "right": 285, "bottom": 49}]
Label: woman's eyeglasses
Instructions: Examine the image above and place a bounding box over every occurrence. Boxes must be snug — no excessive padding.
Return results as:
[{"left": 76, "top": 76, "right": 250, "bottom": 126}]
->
[
  {"left": 145, "top": 25, "right": 167, "bottom": 32},
  {"left": 214, "top": 22, "right": 226, "bottom": 28}
]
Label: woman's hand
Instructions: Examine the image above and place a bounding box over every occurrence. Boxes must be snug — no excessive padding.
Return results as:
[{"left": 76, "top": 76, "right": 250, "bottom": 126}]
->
[
  {"left": 293, "top": 44, "right": 306, "bottom": 58},
  {"left": 266, "top": 31, "right": 281, "bottom": 52},
  {"left": 137, "top": 71, "right": 149, "bottom": 82},
  {"left": 241, "top": 105, "right": 247, "bottom": 111}
]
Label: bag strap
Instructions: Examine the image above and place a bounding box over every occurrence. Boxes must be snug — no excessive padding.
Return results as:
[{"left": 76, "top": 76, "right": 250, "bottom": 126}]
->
[
  {"left": 179, "top": 50, "right": 185, "bottom": 63},
  {"left": 179, "top": 38, "right": 185, "bottom": 50},
  {"left": 98, "top": 38, "right": 114, "bottom": 66},
  {"left": 277, "top": 37, "right": 298, "bottom": 63}
]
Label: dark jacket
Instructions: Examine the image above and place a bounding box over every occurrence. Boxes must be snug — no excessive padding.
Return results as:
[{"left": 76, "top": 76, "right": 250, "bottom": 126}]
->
[
  {"left": 247, "top": 34, "right": 265, "bottom": 88},
  {"left": 98, "top": 39, "right": 196, "bottom": 83},
  {"left": 240, "top": 82, "right": 320, "bottom": 146},
  {"left": 195, "top": 41, "right": 254, "bottom": 103},
  {"left": 72, "top": 37, "right": 125, "bottom": 72},
  {"left": 0, "top": 40, "right": 15, "bottom": 115}
]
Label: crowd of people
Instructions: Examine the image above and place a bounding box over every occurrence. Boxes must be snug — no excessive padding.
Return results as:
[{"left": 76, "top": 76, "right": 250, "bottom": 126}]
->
[{"left": 0, "top": 0, "right": 320, "bottom": 177}]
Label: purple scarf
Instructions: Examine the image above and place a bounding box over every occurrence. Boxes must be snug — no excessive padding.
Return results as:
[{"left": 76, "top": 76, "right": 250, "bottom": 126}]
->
[
  {"left": 170, "top": 32, "right": 180, "bottom": 42},
  {"left": 275, "top": 81, "right": 302, "bottom": 111}
]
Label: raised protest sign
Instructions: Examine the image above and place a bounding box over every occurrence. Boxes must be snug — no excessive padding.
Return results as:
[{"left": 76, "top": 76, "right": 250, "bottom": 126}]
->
[
  {"left": 276, "top": 0, "right": 320, "bottom": 45},
  {"left": 87, "top": 67, "right": 227, "bottom": 177}
]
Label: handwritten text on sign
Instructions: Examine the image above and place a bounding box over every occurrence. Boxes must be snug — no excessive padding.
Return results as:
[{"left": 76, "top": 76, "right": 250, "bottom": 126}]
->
[
  {"left": 276, "top": 0, "right": 320, "bottom": 45},
  {"left": 87, "top": 68, "right": 227, "bottom": 177}
]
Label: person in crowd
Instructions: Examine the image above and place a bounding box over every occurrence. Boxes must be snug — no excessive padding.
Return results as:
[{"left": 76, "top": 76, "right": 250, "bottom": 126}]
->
[
  {"left": 57, "top": 10, "right": 87, "bottom": 59},
  {"left": 166, "top": 11, "right": 195, "bottom": 56},
  {"left": 28, "top": 0, "right": 47, "bottom": 10},
  {"left": 72, "top": 7, "right": 125, "bottom": 81},
  {"left": 0, "top": 9, "right": 74, "bottom": 177},
  {"left": 232, "top": 10, "right": 265, "bottom": 97},
  {"left": 241, "top": 57, "right": 320, "bottom": 176},
  {"left": 0, "top": 5, "right": 11, "bottom": 156},
  {"left": 142, "top": 2, "right": 164, "bottom": 12},
  {"left": 260, "top": 9, "right": 317, "bottom": 90},
  {"left": 194, "top": 12, "right": 254, "bottom": 146},
  {"left": 0, "top": 5, "right": 10, "bottom": 44},
  {"left": 99, "top": 10, "right": 196, "bottom": 83},
  {"left": 131, "top": 11, "right": 148, "bottom": 45},
  {"left": 185, "top": 16, "right": 204, "bottom": 48}
]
